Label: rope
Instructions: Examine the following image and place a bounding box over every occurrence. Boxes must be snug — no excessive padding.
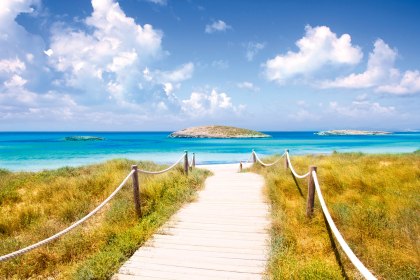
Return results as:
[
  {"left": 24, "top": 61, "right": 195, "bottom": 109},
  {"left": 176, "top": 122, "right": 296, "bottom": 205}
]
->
[
  {"left": 253, "top": 151, "right": 285, "bottom": 167},
  {"left": 243, "top": 153, "right": 254, "bottom": 164},
  {"left": 286, "top": 152, "right": 310, "bottom": 178},
  {"left": 137, "top": 154, "right": 185, "bottom": 175},
  {"left": 312, "top": 171, "right": 377, "bottom": 280},
  {"left": 0, "top": 170, "right": 135, "bottom": 262}
]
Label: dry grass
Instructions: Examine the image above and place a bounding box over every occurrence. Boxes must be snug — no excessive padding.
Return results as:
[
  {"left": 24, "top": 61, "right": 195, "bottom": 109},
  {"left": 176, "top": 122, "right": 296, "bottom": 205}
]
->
[
  {"left": 0, "top": 159, "right": 210, "bottom": 279},
  {"left": 252, "top": 152, "right": 419, "bottom": 279}
]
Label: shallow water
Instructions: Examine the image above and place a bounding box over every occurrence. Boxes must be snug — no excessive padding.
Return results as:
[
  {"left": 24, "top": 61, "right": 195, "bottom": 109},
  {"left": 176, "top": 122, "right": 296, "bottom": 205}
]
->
[{"left": 0, "top": 131, "right": 419, "bottom": 171}]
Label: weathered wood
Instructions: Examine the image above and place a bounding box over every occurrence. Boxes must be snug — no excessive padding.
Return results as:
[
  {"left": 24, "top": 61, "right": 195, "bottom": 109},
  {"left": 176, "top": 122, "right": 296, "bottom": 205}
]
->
[
  {"left": 131, "top": 165, "right": 142, "bottom": 218},
  {"left": 239, "top": 161, "right": 243, "bottom": 172},
  {"left": 184, "top": 151, "right": 189, "bottom": 175},
  {"left": 285, "top": 149, "right": 289, "bottom": 170},
  {"left": 115, "top": 163, "right": 269, "bottom": 279},
  {"left": 192, "top": 153, "right": 196, "bottom": 168},
  {"left": 306, "top": 165, "right": 317, "bottom": 217},
  {"left": 252, "top": 150, "right": 256, "bottom": 163}
]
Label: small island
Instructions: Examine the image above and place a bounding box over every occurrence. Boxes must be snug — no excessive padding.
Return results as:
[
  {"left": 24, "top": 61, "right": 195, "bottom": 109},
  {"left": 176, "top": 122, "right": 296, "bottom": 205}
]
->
[
  {"left": 316, "top": 130, "right": 392, "bottom": 136},
  {"left": 64, "top": 136, "right": 105, "bottom": 141},
  {"left": 170, "top": 125, "right": 271, "bottom": 138}
]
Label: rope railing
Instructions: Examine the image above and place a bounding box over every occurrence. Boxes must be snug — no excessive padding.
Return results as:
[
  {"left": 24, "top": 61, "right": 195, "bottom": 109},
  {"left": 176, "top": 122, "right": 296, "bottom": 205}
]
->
[
  {"left": 286, "top": 151, "right": 310, "bottom": 178},
  {"left": 253, "top": 150, "right": 286, "bottom": 167},
  {"left": 312, "top": 171, "right": 376, "bottom": 280},
  {"left": 137, "top": 153, "right": 185, "bottom": 175},
  {"left": 284, "top": 149, "right": 377, "bottom": 280},
  {"left": 0, "top": 151, "right": 191, "bottom": 263},
  {"left": 0, "top": 169, "right": 135, "bottom": 262}
]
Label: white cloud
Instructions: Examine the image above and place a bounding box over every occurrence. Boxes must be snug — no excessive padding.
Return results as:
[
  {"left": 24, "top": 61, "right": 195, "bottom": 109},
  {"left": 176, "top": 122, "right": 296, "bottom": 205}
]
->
[
  {"left": 0, "top": 58, "right": 26, "bottom": 73},
  {"left": 321, "top": 39, "right": 397, "bottom": 89},
  {"left": 145, "top": 0, "right": 167, "bottom": 5},
  {"left": 142, "top": 62, "right": 194, "bottom": 97},
  {"left": 376, "top": 70, "right": 420, "bottom": 95},
  {"left": 237, "top": 81, "right": 260, "bottom": 92},
  {"left": 182, "top": 89, "right": 242, "bottom": 117},
  {"left": 321, "top": 39, "right": 420, "bottom": 95},
  {"left": 211, "top": 60, "right": 229, "bottom": 69},
  {"left": 263, "top": 25, "right": 362, "bottom": 84},
  {"left": 4, "top": 74, "right": 27, "bottom": 88},
  {"left": 47, "top": 0, "right": 163, "bottom": 104},
  {"left": 158, "top": 62, "right": 194, "bottom": 83},
  {"left": 205, "top": 20, "right": 231, "bottom": 34},
  {"left": 245, "top": 42, "right": 265, "bottom": 61},
  {"left": 329, "top": 100, "right": 395, "bottom": 118}
]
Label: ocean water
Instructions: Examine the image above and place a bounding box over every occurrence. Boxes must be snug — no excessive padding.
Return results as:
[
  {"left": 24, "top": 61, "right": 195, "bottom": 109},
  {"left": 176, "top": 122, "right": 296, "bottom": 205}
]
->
[{"left": 0, "top": 132, "right": 419, "bottom": 171}]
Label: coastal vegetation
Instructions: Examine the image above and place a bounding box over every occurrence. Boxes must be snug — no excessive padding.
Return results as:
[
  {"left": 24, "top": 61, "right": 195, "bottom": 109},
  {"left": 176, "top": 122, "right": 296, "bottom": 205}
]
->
[
  {"left": 0, "top": 160, "right": 209, "bottom": 279},
  {"left": 170, "top": 125, "right": 271, "bottom": 138},
  {"left": 251, "top": 152, "right": 419, "bottom": 279}
]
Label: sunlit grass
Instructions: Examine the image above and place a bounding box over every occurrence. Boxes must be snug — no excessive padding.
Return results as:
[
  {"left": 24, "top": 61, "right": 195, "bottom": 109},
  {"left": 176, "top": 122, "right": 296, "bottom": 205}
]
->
[
  {"left": 0, "top": 159, "right": 210, "bottom": 279},
  {"left": 252, "top": 152, "right": 419, "bottom": 279}
]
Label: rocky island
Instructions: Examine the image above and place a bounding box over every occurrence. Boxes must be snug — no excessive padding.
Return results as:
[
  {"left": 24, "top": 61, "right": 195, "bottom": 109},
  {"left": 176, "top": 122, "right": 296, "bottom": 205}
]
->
[
  {"left": 64, "top": 136, "right": 105, "bottom": 141},
  {"left": 170, "top": 125, "right": 271, "bottom": 138},
  {"left": 316, "top": 130, "right": 392, "bottom": 136}
]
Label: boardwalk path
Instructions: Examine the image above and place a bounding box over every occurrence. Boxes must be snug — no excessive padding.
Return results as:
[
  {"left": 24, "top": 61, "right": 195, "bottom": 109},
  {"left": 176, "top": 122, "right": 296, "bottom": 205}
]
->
[{"left": 114, "top": 163, "right": 270, "bottom": 280}]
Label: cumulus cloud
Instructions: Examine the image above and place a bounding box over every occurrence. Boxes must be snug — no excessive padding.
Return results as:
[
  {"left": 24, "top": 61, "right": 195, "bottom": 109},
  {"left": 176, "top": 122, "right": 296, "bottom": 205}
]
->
[
  {"left": 321, "top": 39, "right": 397, "bottom": 89},
  {"left": 321, "top": 39, "right": 420, "bottom": 95},
  {"left": 205, "top": 20, "right": 231, "bottom": 33},
  {"left": 47, "top": 0, "right": 163, "bottom": 104},
  {"left": 237, "top": 81, "right": 260, "bottom": 92},
  {"left": 263, "top": 25, "right": 362, "bottom": 84},
  {"left": 245, "top": 42, "right": 265, "bottom": 61},
  {"left": 181, "top": 89, "right": 242, "bottom": 117},
  {"left": 0, "top": 0, "right": 47, "bottom": 89},
  {"left": 376, "top": 70, "right": 420, "bottom": 94}
]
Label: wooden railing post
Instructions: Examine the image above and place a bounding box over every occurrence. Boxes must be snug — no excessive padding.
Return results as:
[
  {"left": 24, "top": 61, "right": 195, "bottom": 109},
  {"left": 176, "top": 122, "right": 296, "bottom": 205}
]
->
[
  {"left": 184, "top": 151, "right": 189, "bottom": 176},
  {"left": 192, "top": 153, "right": 196, "bottom": 168},
  {"left": 252, "top": 150, "right": 256, "bottom": 163},
  {"left": 131, "top": 165, "right": 142, "bottom": 218},
  {"left": 306, "top": 165, "right": 317, "bottom": 217},
  {"left": 284, "top": 149, "right": 289, "bottom": 170},
  {"left": 239, "top": 161, "right": 243, "bottom": 172}
]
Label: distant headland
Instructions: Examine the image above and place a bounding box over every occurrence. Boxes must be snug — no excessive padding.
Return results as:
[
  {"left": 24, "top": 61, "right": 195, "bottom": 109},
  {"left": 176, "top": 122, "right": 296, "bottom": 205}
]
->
[
  {"left": 64, "top": 136, "right": 105, "bottom": 141},
  {"left": 316, "top": 130, "right": 393, "bottom": 136},
  {"left": 170, "top": 125, "right": 271, "bottom": 138}
]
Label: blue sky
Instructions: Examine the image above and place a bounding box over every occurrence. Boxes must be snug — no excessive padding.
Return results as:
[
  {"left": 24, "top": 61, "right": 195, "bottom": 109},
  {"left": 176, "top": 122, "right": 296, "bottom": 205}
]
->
[{"left": 0, "top": 0, "right": 419, "bottom": 131}]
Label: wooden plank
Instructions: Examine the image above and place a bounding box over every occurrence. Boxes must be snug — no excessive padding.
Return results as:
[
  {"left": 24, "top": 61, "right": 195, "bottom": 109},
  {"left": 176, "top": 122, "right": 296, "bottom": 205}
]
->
[
  {"left": 131, "top": 247, "right": 266, "bottom": 261},
  {"left": 114, "top": 163, "right": 270, "bottom": 279},
  {"left": 143, "top": 243, "right": 268, "bottom": 256},
  {"left": 118, "top": 263, "right": 263, "bottom": 279}
]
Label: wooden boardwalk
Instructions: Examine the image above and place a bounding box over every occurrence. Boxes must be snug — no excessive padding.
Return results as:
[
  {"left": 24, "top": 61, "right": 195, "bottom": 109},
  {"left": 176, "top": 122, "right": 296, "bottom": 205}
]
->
[{"left": 114, "top": 163, "right": 270, "bottom": 280}]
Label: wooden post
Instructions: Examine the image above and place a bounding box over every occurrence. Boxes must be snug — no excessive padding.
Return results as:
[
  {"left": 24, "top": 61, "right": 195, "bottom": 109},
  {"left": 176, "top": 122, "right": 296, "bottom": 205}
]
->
[
  {"left": 131, "top": 165, "right": 142, "bottom": 218},
  {"left": 285, "top": 149, "right": 289, "bottom": 170},
  {"left": 306, "top": 165, "right": 317, "bottom": 217},
  {"left": 192, "top": 153, "right": 196, "bottom": 168},
  {"left": 239, "top": 161, "right": 243, "bottom": 172},
  {"left": 184, "top": 151, "right": 189, "bottom": 176},
  {"left": 252, "top": 150, "right": 256, "bottom": 163}
]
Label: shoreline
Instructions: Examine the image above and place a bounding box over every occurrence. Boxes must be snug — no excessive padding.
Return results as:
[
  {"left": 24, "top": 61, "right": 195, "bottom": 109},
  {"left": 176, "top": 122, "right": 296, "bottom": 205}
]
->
[{"left": 1, "top": 149, "right": 418, "bottom": 173}]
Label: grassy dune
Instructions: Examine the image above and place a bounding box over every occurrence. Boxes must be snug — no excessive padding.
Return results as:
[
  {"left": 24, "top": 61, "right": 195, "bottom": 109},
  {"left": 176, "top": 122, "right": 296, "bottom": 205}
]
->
[
  {"left": 0, "top": 159, "right": 210, "bottom": 279},
  {"left": 252, "top": 152, "right": 419, "bottom": 279}
]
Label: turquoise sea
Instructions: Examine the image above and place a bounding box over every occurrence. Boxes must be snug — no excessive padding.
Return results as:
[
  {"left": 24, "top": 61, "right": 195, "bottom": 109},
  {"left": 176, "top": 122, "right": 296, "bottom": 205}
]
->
[{"left": 0, "top": 132, "right": 419, "bottom": 171}]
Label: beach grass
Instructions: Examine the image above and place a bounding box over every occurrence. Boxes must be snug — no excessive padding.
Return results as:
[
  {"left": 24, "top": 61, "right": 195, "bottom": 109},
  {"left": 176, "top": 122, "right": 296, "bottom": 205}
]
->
[
  {"left": 0, "top": 159, "right": 210, "bottom": 279},
  {"left": 251, "top": 152, "right": 419, "bottom": 279}
]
